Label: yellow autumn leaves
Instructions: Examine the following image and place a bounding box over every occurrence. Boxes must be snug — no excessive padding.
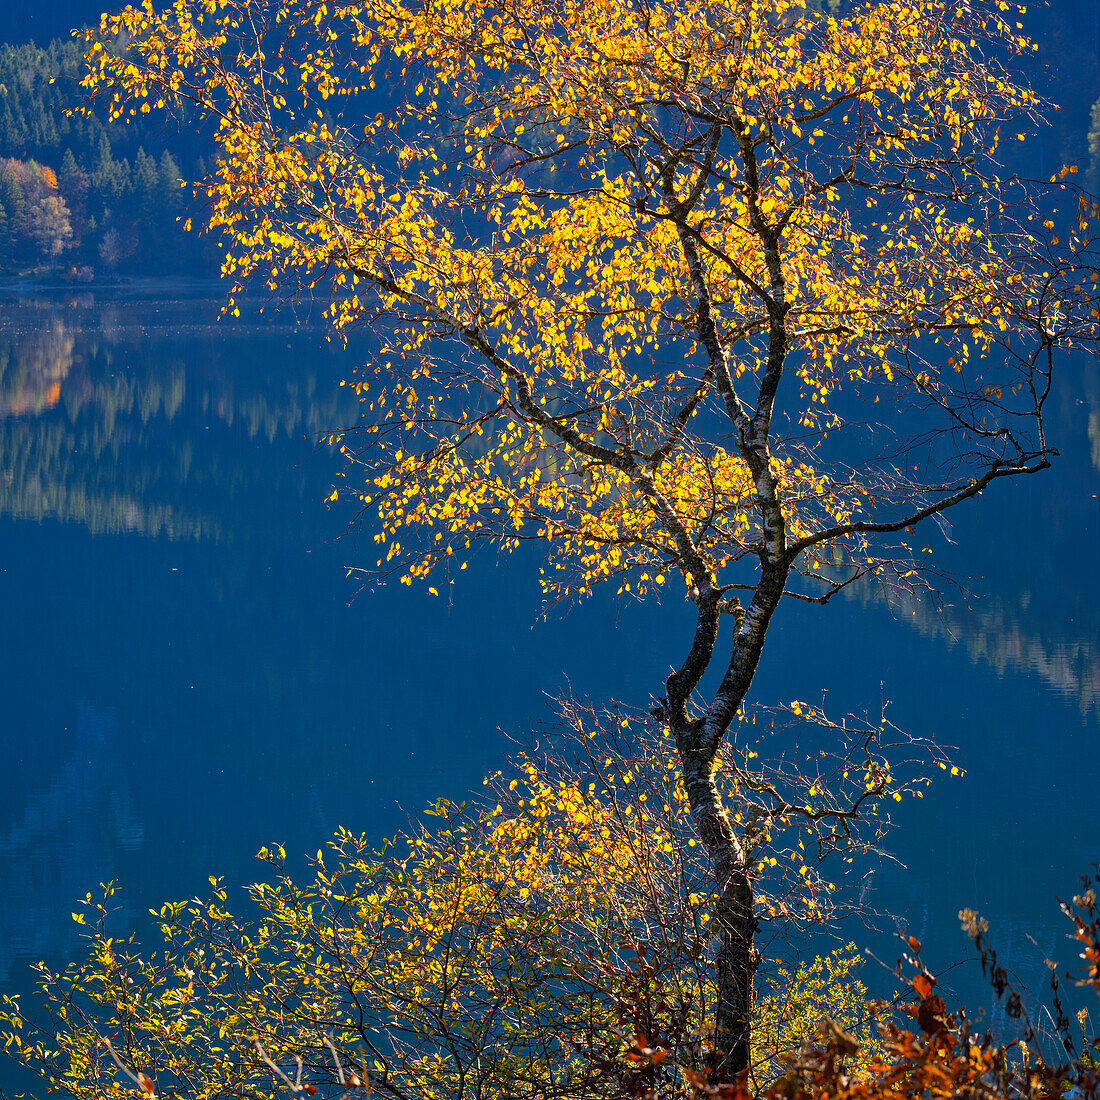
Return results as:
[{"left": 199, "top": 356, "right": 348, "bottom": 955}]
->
[
  {"left": 75, "top": 0, "right": 1049, "bottom": 605},
  {"left": 1, "top": 723, "right": 903, "bottom": 1100}
]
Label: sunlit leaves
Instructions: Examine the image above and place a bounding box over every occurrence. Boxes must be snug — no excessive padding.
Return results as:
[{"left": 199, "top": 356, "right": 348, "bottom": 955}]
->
[
  {"left": 66, "top": 5, "right": 1100, "bottom": 1074},
  {"left": 0, "top": 719, "right": 921, "bottom": 1100},
  {"left": 73, "top": 0, "right": 1085, "bottom": 605}
]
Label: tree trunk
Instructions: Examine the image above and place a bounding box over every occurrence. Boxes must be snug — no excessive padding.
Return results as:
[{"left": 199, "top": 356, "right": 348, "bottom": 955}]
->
[
  {"left": 713, "top": 860, "right": 757, "bottom": 1079},
  {"left": 680, "top": 747, "right": 758, "bottom": 1080}
]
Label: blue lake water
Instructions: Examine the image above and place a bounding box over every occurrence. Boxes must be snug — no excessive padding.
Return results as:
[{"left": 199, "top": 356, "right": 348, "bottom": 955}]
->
[{"left": 0, "top": 286, "right": 1097, "bottom": 1092}]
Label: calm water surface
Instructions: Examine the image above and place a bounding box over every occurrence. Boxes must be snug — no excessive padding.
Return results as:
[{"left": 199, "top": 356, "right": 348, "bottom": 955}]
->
[{"left": 0, "top": 287, "right": 1097, "bottom": 1092}]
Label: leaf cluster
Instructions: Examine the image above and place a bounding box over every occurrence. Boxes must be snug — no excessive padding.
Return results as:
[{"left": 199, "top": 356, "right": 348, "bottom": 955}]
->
[
  {"left": 0, "top": 709, "right": 933, "bottom": 1100},
  {"left": 73, "top": 0, "right": 1100, "bottom": 605}
]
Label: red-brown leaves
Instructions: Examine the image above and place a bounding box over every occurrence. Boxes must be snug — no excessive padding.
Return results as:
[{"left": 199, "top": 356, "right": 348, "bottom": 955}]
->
[
  {"left": 911, "top": 972, "right": 933, "bottom": 1000},
  {"left": 915, "top": 994, "right": 948, "bottom": 1037},
  {"left": 682, "top": 1066, "right": 753, "bottom": 1100},
  {"left": 1060, "top": 873, "right": 1100, "bottom": 994}
]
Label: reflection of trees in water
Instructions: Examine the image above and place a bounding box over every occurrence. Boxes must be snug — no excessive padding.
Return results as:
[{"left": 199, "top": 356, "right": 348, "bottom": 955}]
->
[
  {"left": 0, "top": 345, "right": 212, "bottom": 536},
  {"left": 0, "top": 705, "right": 142, "bottom": 983},
  {"left": 0, "top": 299, "right": 359, "bottom": 539},
  {"left": 917, "top": 595, "right": 1100, "bottom": 720},
  {"left": 1086, "top": 366, "right": 1100, "bottom": 476},
  {"left": 0, "top": 316, "right": 78, "bottom": 417},
  {"left": 828, "top": 361, "right": 1100, "bottom": 718},
  {"left": 846, "top": 580, "right": 1100, "bottom": 721},
  {"left": 0, "top": 421, "right": 207, "bottom": 537}
]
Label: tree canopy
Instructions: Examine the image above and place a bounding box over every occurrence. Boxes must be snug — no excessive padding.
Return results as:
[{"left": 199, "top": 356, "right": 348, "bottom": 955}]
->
[{"left": 75, "top": 0, "right": 1100, "bottom": 1077}]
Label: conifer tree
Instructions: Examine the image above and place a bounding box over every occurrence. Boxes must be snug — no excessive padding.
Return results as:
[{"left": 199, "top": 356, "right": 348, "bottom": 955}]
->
[
  {"left": 0, "top": 167, "right": 24, "bottom": 250},
  {"left": 57, "top": 147, "right": 87, "bottom": 224},
  {"left": 157, "top": 149, "right": 181, "bottom": 210},
  {"left": 133, "top": 145, "right": 157, "bottom": 222},
  {"left": 0, "top": 199, "right": 10, "bottom": 269}
]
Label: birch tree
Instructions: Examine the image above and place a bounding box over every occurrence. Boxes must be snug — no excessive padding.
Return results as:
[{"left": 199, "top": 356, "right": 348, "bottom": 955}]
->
[{"left": 77, "top": 0, "right": 1100, "bottom": 1077}]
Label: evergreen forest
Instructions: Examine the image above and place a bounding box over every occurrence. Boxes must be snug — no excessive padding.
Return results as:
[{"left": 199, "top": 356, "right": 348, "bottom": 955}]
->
[{"left": 0, "top": 38, "right": 212, "bottom": 279}]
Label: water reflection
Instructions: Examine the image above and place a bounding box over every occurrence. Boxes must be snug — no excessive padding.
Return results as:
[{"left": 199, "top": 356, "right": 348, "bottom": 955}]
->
[
  {"left": 1084, "top": 359, "right": 1100, "bottom": 477},
  {"left": 844, "top": 583, "right": 1100, "bottom": 721},
  {"left": 0, "top": 289, "right": 368, "bottom": 998},
  {"left": 823, "top": 356, "right": 1100, "bottom": 718},
  {"left": 0, "top": 705, "right": 141, "bottom": 985},
  {"left": 0, "top": 289, "right": 1096, "bottom": 1091},
  {"left": 0, "top": 295, "right": 358, "bottom": 539},
  {"left": 924, "top": 597, "right": 1100, "bottom": 719},
  {"left": 0, "top": 317, "right": 78, "bottom": 418}
]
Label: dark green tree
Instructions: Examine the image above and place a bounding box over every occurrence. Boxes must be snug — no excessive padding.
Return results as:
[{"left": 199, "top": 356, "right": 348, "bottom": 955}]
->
[
  {"left": 27, "top": 96, "right": 58, "bottom": 152},
  {"left": 2, "top": 82, "right": 27, "bottom": 152},
  {"left": 157, "top": 149, "right": 182, "bottom": 210},
  {"left": 58, "top": 147, "right": 87, "bottom": 225},
  {"left": 90, "top": 131, "right": 130, "bottom": 205},
  {"left": 133, "top": 145, "right": 157, "bottom": 221},
  {"left": 0, "top": 198, "right": 10, "bottom": 269},
  {"left": 0, "top": 167, "right": 24, "bottom": 250}
]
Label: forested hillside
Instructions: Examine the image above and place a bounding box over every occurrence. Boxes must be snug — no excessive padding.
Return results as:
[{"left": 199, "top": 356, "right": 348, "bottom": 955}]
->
[
  {"left": 2, "top": 11, "right": 1098, "bottom": 282},
  {"left": 0, "top": 38, "right": 213, "bottom": 278}
]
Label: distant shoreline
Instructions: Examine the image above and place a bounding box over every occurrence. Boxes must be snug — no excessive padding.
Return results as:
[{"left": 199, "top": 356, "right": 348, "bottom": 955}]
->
[{"left": 0, "top": 274, "right": 226, "bottom": 297}]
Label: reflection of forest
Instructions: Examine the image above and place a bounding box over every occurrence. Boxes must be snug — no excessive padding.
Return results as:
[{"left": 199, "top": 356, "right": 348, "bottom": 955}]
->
[
  {"left": 0, "top": 297, "right": 358, "bottom": 539},
  {"left": 1087, "top": 366, "right": 1100, "bottom": 477},
  {"left": 5, "top": 295, "right": 1096, "bottom": 708},
  {"left": 826, "top": 358, "right": 1100, "bottom": 720},
  {"left": 883, "top": 586, "right": 1100, "bottom": 721},
  {"left": 0, "top": 318, "right": 75, "bottom": 416}
]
